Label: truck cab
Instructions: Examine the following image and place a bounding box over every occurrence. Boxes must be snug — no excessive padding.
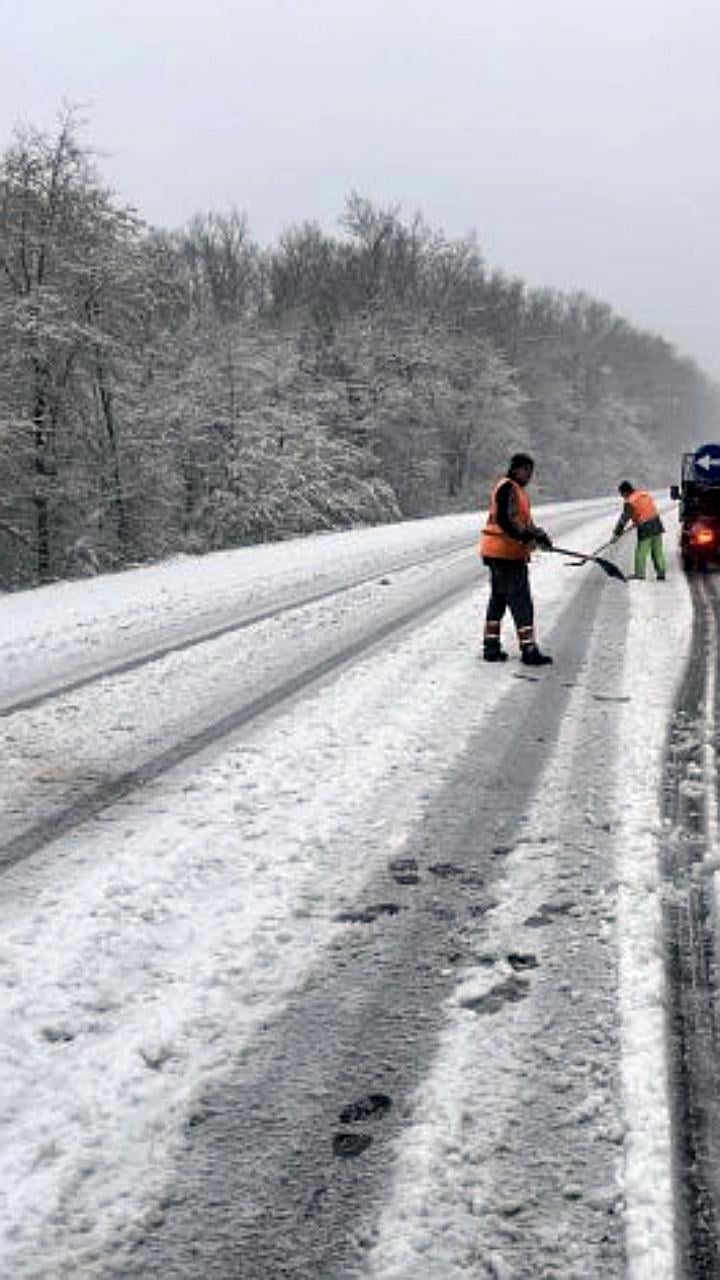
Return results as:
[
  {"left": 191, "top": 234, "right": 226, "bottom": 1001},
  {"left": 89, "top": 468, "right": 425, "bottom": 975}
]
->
[{"left": 671, "top": 448, "right": 720, "bottom": 571}]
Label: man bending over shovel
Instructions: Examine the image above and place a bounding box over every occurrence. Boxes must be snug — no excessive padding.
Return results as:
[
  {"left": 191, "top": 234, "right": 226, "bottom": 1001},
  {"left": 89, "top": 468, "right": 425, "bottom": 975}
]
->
[{"left": 612, "top": 481, "right": 666, "bottom": 581}]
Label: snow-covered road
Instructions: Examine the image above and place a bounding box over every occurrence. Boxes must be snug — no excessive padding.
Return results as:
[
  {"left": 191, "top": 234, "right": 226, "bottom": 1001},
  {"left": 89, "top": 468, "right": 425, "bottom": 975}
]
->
[{"left": 0, "top": 498, "right": 698, "bottom": 1277}]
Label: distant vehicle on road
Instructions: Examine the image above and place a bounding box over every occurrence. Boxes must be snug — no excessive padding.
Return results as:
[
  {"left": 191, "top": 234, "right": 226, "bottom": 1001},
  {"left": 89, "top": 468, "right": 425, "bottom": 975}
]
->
[{"left": 671, "top": 445, "right": 720, "bottom": 571}]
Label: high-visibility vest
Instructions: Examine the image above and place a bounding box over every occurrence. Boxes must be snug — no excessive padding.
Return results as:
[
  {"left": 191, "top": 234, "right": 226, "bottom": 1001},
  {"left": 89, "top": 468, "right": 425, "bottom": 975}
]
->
[
  {"left": 479, "top": 477, "right": 533, "bottom": 561},
  {"left": 627, "top": 489, "right": 659, "bottom": 525}
]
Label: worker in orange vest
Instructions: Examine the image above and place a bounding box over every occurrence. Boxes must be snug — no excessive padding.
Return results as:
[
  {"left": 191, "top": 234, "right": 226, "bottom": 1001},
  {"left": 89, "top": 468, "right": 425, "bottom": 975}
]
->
[
  {"left": 612, "top": 482, "right": 666, "bottom": 580},
  {"left": 479, "top": 452, "right": 554, "bottom": 665}
]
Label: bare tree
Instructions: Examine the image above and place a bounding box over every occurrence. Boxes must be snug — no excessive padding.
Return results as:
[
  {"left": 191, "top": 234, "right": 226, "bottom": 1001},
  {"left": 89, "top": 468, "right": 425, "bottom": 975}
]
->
[{"left": 0, "top": 111, "right": 152, "bottom": 579}]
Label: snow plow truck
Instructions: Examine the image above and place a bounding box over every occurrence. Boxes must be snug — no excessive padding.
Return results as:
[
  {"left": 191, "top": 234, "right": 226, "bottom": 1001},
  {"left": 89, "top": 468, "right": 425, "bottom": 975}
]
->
[{"left": 671, "top": 444, "right": 720, "bottom": 572}]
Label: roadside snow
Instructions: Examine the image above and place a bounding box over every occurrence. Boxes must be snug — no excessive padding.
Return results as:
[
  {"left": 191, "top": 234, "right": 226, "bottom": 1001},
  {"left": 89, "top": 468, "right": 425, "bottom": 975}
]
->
[{"left": 616, "top": 575, "right": 692, "bottom": 1276}]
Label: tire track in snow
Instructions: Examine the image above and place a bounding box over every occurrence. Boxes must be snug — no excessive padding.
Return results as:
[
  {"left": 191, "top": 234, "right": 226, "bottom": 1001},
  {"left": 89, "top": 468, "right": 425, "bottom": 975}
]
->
[
  {"left": 662, "top": 573, "right": 720, "bottom": 1278},
  {"left": 0, "top": 566, "right": 476, "bottom": 871},
  {"left": 0, "top": 542, "right": 474, "bottom": 718}
]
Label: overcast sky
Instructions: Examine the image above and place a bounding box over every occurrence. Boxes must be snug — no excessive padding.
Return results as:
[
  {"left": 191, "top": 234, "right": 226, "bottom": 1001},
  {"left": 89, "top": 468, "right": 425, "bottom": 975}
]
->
[{"left": 2, "top": 0, "right": 720, "bottom": 379}]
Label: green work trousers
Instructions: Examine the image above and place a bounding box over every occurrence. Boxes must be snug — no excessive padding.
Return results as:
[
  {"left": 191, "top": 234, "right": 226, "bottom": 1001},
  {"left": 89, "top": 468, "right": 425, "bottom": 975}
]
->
[{"left": 635, "top": 534, "right": 666, "bottom": 579}]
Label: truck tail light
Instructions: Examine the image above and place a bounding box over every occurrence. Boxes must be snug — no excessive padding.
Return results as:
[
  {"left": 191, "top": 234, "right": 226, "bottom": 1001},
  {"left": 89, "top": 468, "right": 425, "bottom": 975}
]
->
[{"left": 691, "top": 526, "right": 716, "bottom": 547}]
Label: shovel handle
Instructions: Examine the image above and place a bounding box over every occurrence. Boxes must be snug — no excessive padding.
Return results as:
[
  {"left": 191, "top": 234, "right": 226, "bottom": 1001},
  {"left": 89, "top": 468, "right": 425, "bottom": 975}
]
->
[{"left": 550, "top": 546, "right": 626, "bottom": 582}]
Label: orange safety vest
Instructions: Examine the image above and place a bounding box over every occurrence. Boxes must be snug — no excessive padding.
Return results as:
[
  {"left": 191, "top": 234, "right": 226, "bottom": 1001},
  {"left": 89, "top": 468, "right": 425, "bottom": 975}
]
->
[
  {"left": 626, "top": 489, "right": 659, "bottom": 526},
  {"left": 480, "top": 477, "right": 533, "bottom": 561}
]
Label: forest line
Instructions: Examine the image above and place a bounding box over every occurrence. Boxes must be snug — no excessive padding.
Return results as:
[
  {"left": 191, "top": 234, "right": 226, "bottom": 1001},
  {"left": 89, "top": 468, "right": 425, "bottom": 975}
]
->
[{"left": 0, "top": 114, "right": 714, "bottom": 589}]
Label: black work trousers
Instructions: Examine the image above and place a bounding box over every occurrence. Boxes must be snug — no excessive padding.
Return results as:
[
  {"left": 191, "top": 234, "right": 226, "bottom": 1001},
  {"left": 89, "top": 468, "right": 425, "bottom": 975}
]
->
[{"left": 483, "top": 557, "right": 534, "bottom": 631}]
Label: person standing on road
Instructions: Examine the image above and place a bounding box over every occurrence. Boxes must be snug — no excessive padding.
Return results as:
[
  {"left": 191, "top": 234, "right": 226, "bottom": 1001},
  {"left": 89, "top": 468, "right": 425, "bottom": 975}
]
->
[
  {"left": 479, "top": 452, "right": 554, "bottom": 666},
  {"left": 612, "top": 482, "right": 666, "bottom": 580}
]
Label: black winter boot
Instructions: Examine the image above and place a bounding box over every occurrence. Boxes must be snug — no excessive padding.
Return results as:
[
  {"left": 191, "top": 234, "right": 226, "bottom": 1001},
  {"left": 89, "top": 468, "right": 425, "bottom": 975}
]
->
[
  {"left": 483, "top": 640, "right": 508, "bottom": 663},
  {"left": 521, "top": 645, "right": 553, "bottom": 666}
]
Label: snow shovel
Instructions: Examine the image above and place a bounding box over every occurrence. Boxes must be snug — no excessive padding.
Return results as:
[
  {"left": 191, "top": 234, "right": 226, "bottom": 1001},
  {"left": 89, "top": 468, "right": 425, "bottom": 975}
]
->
[
  {"left": 563, "top": 529, "right": 628, "bottom": 568},
  {"left": 550, "top": 545, "right": 627, "bottom": 581}
]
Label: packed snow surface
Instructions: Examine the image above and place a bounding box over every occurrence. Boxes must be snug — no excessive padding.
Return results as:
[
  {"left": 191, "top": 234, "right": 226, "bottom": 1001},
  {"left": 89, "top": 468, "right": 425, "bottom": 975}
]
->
[{"left": 0, "top": 499, "right": 690, "bottom": 1277}]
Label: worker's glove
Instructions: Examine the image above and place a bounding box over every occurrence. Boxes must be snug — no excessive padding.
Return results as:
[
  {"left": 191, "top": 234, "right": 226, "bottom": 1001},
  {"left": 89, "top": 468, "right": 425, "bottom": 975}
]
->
[{"left": 534, "top": 528, "right": 553, "bottom": 550}]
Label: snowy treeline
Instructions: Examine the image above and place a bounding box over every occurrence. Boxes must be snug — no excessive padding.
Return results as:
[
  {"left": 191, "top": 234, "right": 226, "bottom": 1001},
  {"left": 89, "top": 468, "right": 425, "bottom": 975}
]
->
[{"left": 0, "top": 115, "right": 717, "bottom": 589}]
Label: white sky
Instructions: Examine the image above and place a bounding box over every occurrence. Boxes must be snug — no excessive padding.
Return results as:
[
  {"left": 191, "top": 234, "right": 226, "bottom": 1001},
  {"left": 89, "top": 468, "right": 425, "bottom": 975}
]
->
[
  {"left": 1, "top": 1, "right": 720, "bottom": 371},
  {"left": 0, "top": 501, "right": 692, "bottom": 1276}
]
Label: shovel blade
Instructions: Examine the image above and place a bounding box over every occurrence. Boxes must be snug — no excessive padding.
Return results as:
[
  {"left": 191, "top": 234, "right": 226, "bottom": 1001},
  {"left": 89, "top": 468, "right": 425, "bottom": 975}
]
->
[{"left": 594, "top": 555, "right": 626, "bottom": 581}]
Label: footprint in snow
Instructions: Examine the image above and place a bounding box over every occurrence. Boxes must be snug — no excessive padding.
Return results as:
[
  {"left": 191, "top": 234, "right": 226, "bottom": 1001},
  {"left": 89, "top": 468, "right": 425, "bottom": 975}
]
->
[
  {"left": 428, "top": 863, "right": 487, "bottom": 890},
  {"left": 336, "top": 903, "right": 401, "bottom": 924},
  {"left": 461, "top": 974, "right": 530, "bottom": 1015},
  {"left": 507, "top": 952, "right": 538, "bottom": 971},
  {"left": 332, "top": 1093, "right": 393, "bottom": 1160},
  {"left": 428, "top": 862, "right": 464, "bottom": 878},
  {"left": 523, "top": 899, "right": 576, "bottom": 928},
  {"left": 332, "top": 1132, "right": 373, "bottom": 1159},
  {"left": 339, "top": 1093, "right": 392, "bottom": 1124},
  {"left": 389, "top": 856, "right": 420, "bottom": 885}
]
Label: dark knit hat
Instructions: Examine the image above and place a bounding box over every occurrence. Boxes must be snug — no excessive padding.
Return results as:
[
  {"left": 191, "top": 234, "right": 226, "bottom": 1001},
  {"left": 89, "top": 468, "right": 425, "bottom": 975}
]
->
[{"left": 509, "top": 453, "right": 535, "bottom": 472}]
